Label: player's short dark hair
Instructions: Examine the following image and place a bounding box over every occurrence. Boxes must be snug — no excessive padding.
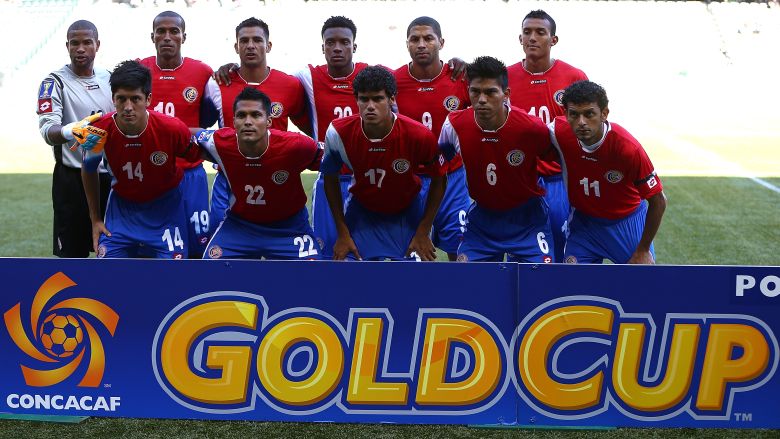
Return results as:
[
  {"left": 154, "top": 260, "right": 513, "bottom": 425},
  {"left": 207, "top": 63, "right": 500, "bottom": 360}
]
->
[
  {"left": 561, "top": 80, "right": 609, "bottom": 110},
  {"left": 321, "top": 16, "right": 356, "bottom": 40},
  {"left": 67, "top": 20, "right": 98, "bottom": 39},
  {"left": 236, "top": 17, "right": 269, "bottom": 39},
  {"left": 110, "top": 60, "right": 152, "bottom": 95},
  {"left": 353, "top": 66, "right": 396, "bottom": 98},
  {"left": 466, "top": 56, "right": 508, "bottom": 90},
  {"left": 407, "top": 16, "right": 442, "bottom": 38},
  {"left": 153, "top": 11, "right": 185, "bottom": 32},
  {"left": 233, "top": 87, "right": 272, "bottom": 116},
  {"left": 523, "top": 10, "right": 556, "bottom": 36}
]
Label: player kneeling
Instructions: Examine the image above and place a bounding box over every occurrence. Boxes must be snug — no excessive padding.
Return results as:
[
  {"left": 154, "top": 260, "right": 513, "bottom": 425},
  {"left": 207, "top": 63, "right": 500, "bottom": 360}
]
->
[
  {"left": 81, "top": 60, "right": 200, "bottom": 259},
  {"left": 195, "top": 88, "right": 323, "bottom": 260},
  {"left": 549, "top": 81, "right": 666, "bottom": 264},
  {"left": 439, "top": 57, "right": 554, "bottom": 263}
]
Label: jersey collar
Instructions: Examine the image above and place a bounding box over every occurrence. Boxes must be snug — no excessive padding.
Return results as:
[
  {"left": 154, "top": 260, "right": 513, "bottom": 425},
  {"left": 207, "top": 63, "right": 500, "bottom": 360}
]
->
[
  {"left": 473, "top": 103, "right": 511, "bottom": 133},
  {"left": 362, "top": 113, "right": 397, "bottom": 142}
]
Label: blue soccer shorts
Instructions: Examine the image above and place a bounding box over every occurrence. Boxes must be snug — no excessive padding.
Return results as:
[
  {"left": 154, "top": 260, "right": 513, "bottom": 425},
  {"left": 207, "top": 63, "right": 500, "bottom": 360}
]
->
[
  {"left": 419, "top": 166, "right": 470, "bottom": 255},
  {"left": 97, "top": 186, "right": 188, "bottom": 259},
  {"left": 539, "top": 173, "right": 570, "bottom": 263},
  {"left": 311, "top": 172, "right": 353, "bottom": 259},
  {"left": 457, "top": 196, "right": 554, "bottom": 263},
  {"left": 204, "top": 208, "right": 321, "bottom": 260},
  {"left": 563, "top": 201, "right": 654, "bottom": 264},
  {"left": 210, "top": 170, "right": 230, "bottom": 228},
  {"left": 342, "top": 194, "right": 426, "bottom": 261},
  {"left": 181, "top": 165, "right": 211, "bottom": 259}
]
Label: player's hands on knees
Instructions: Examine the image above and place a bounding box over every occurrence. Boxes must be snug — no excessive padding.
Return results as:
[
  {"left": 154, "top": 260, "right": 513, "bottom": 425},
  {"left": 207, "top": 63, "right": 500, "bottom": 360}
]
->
[
  {"left": 407, "top": 232, "right": 437, "bottom": 261},
  {"left": 627, "top": 249, "right": 655, "bottom": 264},
  {"left": 91, "top": 221, "right": 111, "bottom": 253},
  {"left": 213, "top": 63, "right": 239, "bottom": 85},
  {"left": 333, "top": 234, "right": 362, "bottom": 261}
]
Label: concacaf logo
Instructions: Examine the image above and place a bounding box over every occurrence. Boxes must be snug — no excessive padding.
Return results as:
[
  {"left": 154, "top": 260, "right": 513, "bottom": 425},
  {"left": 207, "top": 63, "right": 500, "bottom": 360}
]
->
[
  {"left": 392, "top": 159, "right": 411, "bottom": 174},
  {"left": 553, "top": 89, "right": 565, "bottom": 106},
  {"left": 270, "top": 102, "right": 284, "bottom": 119},
  {"left": 506, "top": 150, "right": 525, "bottom": 167},
  {"left": 150, "top": 151, "right": 168, "bottom": 166},
  {"left": 605, "top": 170, "right": 624, "bottom": 183},
  {"left": 272, "top": 170, "right": 290, "bottom": 185},
  {"left": 182, "top": 87, "right": 198, "bottom": 103},
  {"left": 3, "top": 272, "right": 119, "bottom": 387},
  {"left": 443, "top": 96, "right": 460, "bottom": 112}
]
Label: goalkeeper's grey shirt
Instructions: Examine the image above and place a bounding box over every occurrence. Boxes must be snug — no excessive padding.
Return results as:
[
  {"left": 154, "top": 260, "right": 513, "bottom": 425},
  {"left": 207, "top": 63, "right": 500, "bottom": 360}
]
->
[{"left": 37, "top": 65, "right": 113, "bottom": 170}]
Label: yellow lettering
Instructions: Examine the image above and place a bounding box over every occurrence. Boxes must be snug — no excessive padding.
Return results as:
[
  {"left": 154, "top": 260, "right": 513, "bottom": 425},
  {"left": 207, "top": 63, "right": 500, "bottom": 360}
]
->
[
  {"left": 613, "top": 323, "right": 700, "bottom": 411},
  {"left": 416, "top": 318, "right": 501, "bottom": 406},
  {"left": 257, "top": 317, "right": 344, "bottom": 406},
  {"left": 696, "top": 324, "right": 770, "bottom": 411},
  {"left": 161, "top": 301, "right": 257, "bottom": 404},
  {"left": 519, "top": 305, "right": 613, "bottom": 410},
  {"left": 347, "top": 318, "right": 409, "bottom": 405}
]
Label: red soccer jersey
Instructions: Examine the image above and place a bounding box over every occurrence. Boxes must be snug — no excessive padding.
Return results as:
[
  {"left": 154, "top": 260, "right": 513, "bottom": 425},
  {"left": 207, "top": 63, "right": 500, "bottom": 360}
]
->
[
  {"left": 139, "top": 56, "right": 221, "bottom": 170},
  {"left": 197, "top": 128, "right": 321, "bottom": 223},
  {"left": 220, "top": 69, "right": 310, "bottom": 133},
  {"left": 439, "top": 106, "right": 548, "bottom": 211},
  {"left": 394, "top": 63, "right": 469, "bottom": 173},
  {"left": 297, "top": 62, "right": 369, "bottom": 141},
  {"left": 551, "top": 118, "right": 663, "bottom": 220},
  {"left": 92, "top": 111, "right": 198, "bottom": 203},
  {"left": 507, "top": 59, "right": 587, "bottom": 176},
  {"left": 324, "top": 114, "right": 444, "bottom": 214}
]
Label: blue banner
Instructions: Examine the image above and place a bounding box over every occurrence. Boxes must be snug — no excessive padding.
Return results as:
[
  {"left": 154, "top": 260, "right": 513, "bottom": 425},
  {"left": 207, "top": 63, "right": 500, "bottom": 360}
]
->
[{"left": 0, "top": 259, "right": 778, "bottom": 428}]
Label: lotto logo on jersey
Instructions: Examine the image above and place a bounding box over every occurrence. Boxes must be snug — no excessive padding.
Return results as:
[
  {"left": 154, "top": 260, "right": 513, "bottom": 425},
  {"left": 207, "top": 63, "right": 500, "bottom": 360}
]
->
[
  {"left": 182, "top": 87, "right": 198, "bottom": 103},
  {"left": 37, "top": 99, "right": 52, "bottom": 114},
  {"left": 506, "top": 150, "right": 525, "bottom": 167},
  {"left": 443, "top": 96, "right": 460, "bottom": 112},
  {"left": 272, "top": 170, "right": 289, "bottom": 185},
  {"left": 269, "top": 102, "right": 284, "bottom": 119},
  {"left": 392, "top": 159, "right": 411, "bottom": 174},
  {"left": 605, "top": 170, "right": 624, "bottom": 183},
  {"left": 38, "top": 79, "right": 54, "bottom": 99},
  {"left": 553, "top": 89, "right": 565, "bottom": 106},
  {"left": 150, "top": 151, "right": 168, "bottom": 166},
  {"left": 648, "top": 176, "right": 658, "bottom": 189}
]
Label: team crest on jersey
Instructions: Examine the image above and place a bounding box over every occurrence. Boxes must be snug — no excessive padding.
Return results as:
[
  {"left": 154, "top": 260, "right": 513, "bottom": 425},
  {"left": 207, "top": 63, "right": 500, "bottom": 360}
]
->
[
  {"left": 443, "top": 96, "right": 460, "bottom": 112},
  {"left": 150, "top": 151, "right": 168, "bottom": 166},
  {"left": 605, "top": 170, "right": 624, "bottom": 183},
  {"left": 208, "top": 245, "right": 223, "bottom": 259},
  {"left": 270, "top": 102, "right": 284, "bottom": 118},
  {"left": 553, "top": 89, "right": 565, "bottom": 106},
  {"left": 272, "top": 170, "right": 289, "bottom": 185},
  {"left": 565, "top": 255, "right": 578, "bottom": 264},
  {"left": 39, "top": 79, "right": 54, "bottom": 99},
  {"left": 96, "top": 245, "right": 107, "bottom": 259},
  {"left": 182, "top": 87, "right": 198, "bottom": 103},
  {"left": 392, "top": 159, "right": 411, "bottom": 174},
  {"left": 456, "top": 253, "right": 469, "bottom": 262},
  {"left": 506, "top": 150, "right": 525, "bottom": 166}
]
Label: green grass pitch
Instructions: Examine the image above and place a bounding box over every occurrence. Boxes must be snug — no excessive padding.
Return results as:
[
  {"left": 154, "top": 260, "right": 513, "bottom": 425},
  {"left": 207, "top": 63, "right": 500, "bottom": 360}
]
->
[{"left": 0, "top": 173, "right": 778, "bottom": 437}]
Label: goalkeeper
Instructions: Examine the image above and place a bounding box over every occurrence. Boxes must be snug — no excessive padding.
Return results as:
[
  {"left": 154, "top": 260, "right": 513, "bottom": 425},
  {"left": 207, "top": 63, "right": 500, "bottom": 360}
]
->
[{"left": 37, "top": 20, "right": 113, "bottom": 258}]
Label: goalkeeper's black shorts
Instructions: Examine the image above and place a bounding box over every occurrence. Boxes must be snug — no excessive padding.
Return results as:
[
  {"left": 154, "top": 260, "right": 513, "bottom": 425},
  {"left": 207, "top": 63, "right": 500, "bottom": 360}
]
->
[{"left": 51, "top": 163, "right": 110, "bottom": 258}]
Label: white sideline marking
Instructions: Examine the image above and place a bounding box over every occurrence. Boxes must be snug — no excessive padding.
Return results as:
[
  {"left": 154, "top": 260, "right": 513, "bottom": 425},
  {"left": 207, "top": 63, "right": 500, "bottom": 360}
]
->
[{"left": 661, "top": 136, "right": 780, "bottom": 194}]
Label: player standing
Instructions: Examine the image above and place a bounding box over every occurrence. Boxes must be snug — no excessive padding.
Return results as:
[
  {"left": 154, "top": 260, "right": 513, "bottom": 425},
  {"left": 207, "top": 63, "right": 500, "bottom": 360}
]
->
[
  {"left": 549, "top": 81, "right": 666, "bottom": 264},
  {"left": 394, "top": 16, "right": 470, "bottom": 261},
  {"left": 37, "top": 20, "right": 113, "bottom": 258},
  {"left": 211, "top": 17, "right": 312, "bottom": 225},
  {"left": 294, "top": 16, "right": 368, "bottom": 258},
  {"left": 80, "top": 61, "right": 200, "bottom": 259},
  {"left": 439, "top": 56, "right": 553, "bottom": 263},
  {"left": 196, "top": 88, "right": 322, "bottom": 260},
  {"left": 321, "top": 66, "right": 446, "bottom": 261},
  {"left": 139, "top": 11, "right": 223, "bottom": 258},
  {"left": 507, "top": 10, "right": 588, "bottom": 262}
]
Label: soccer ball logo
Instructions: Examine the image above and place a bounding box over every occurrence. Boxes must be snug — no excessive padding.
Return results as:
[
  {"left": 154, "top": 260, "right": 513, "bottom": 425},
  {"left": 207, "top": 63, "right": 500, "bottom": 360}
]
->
[{"left": 40, "top": 313, "right": 84, "bottom": 358}]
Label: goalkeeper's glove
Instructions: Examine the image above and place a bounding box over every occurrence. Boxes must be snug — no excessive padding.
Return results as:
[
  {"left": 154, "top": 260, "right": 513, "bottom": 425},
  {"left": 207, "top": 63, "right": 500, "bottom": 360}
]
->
[{"left": 68, "top": 113, "right": 107, "bottom": 153}]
